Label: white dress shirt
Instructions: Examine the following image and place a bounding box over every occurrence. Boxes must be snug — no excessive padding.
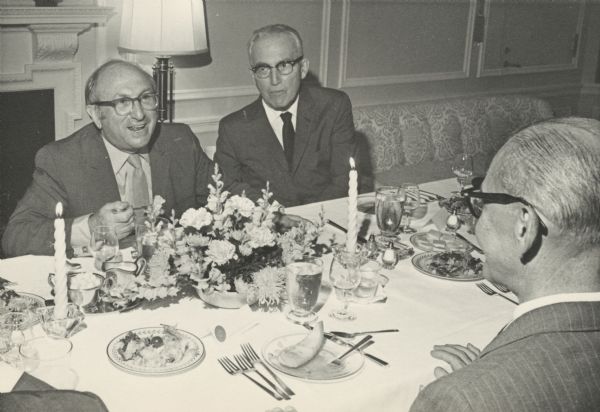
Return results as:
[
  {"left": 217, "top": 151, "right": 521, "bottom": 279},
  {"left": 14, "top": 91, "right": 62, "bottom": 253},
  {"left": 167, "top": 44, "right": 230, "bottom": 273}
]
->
[
  {"left": 513, "top": 291, "right": 600, "bottom": 320},
  {"left": 262, "top": 96, "right": 299, "bottom": 149}
]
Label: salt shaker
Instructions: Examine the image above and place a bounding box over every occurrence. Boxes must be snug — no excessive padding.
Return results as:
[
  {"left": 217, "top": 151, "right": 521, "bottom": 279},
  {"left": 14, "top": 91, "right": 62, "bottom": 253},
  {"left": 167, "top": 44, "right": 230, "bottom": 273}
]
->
[{"left": 381, "top": 242, "right": 398, "bottom": 269}]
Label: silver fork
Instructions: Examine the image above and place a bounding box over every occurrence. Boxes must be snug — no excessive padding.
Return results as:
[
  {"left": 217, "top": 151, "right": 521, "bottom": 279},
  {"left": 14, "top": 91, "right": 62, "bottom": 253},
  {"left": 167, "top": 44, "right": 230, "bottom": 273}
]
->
[
  {"left": 234, "top": 354, "right": 290, "bottom": 400},
  {"left": 217, "top": 357, "right": 283, "bottom": 401},
  {"left": 241, "top": 343, "right": 295, "bottom": 397},
  {"left": 491, "top": 281, "right": 510, "bottom": 293},
  {"left": 476, "top": 282, "right": 518, "bottom": 305}
]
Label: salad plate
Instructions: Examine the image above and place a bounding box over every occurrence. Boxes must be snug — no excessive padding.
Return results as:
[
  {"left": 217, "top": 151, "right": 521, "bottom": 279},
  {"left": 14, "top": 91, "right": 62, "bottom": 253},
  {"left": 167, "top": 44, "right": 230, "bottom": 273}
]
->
[
  {"left": 412, "top": 251, "right": 483, "bottom": 281},
  {"left": 106, "top": 326, "right": 205, "bottom": 376},
  {"left": 262, "top": 333, "right": 364, "bottom": 381}
]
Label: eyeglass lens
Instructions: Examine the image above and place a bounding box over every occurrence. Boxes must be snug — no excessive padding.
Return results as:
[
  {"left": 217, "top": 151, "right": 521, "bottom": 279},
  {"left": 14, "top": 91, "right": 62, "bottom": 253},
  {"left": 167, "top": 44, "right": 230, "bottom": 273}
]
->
[{"left": 114, "top": 94, "right": 157, "bottom": 115}]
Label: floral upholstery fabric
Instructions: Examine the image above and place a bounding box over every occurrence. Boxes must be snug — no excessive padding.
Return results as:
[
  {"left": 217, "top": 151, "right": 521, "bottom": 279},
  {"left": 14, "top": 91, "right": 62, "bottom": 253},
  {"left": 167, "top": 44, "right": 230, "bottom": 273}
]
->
[{"left": 353, "top": 95, "right": 553, "bottom": 183}]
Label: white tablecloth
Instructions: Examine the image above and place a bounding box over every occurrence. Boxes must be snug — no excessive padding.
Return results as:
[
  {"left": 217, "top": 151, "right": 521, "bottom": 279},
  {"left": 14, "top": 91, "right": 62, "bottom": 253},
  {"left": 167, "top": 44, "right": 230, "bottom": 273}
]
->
[{"left": 0, "top": 179, "right": 515, "bottom": 412}]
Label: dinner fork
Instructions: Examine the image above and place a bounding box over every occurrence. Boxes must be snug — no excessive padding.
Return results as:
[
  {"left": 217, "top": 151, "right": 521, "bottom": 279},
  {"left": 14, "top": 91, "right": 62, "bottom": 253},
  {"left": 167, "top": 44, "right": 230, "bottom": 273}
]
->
[
  {"left": 217, "top": 357, "right": 283, "bottom": 401},
  {"left": 476, "top": 283, "right": 518, "bottom": 305},
  {"left": 234, "top": 354, "right": 290, "bottom": 400},
  {"left": 241, "top": 343, "right": 295, "bottom": 397},
  {"left": 491, "top": 281, "right": 510, "bottom": 293},
  {"left": 329, "top": 329, "right": 399, "bottom": 339}
]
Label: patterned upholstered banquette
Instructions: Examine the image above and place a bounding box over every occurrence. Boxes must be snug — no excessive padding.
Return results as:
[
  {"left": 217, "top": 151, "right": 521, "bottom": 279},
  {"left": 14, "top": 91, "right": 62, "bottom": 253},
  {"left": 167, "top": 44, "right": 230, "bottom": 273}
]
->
[{"left": 353, "top": 95, "right": 553, "bottom": 185}]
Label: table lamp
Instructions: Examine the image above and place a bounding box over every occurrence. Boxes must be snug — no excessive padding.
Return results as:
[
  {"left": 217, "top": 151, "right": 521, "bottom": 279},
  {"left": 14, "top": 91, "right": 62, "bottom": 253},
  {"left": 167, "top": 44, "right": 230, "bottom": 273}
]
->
[{"left": 118, "top": 0, "right": 209, "bottom": 122}]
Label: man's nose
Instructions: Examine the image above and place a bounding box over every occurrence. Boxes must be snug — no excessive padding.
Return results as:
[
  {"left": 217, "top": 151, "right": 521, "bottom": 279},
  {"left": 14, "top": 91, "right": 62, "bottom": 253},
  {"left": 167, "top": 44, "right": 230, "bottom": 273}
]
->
[
  {"left": 269, "top": 68, "right": 281, "bottom": 85},
  {"left": 130, "top": 99, "right": 145, "bottom": 120}
]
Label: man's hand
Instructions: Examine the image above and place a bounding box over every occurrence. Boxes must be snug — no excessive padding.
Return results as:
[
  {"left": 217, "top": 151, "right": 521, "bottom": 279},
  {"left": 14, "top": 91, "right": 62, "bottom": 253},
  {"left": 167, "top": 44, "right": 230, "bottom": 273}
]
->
[
  {"left": 431, "top": 343, "right": 481, "bottom": 379},
  {"left": 88, "top": 201, "right": 134, "bottom": 240}
]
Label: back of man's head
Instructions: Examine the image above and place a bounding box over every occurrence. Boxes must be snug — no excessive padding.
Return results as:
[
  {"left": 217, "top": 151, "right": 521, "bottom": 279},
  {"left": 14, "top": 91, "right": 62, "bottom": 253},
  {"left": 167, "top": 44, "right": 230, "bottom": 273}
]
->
[{"left": 487, "top": 117, "right": 600, "bottom": 249}]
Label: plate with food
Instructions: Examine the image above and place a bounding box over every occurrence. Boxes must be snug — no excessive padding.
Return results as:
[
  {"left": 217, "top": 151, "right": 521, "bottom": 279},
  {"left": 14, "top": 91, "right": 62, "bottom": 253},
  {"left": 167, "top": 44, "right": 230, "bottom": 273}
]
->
[
  {"left": 262, "top": 321, "right": 364, "bottom": 381},
  {"left": 0, "top": 289, "right": 45, "bottom": 313},
  {"left": 412, "top": 251, "right": 483, "bottom": 281},
  {"left": 410, "top": 230, "right": 470, "bottom": 252},
  {"left": 106, "top": 325, "right": 205, "bottom": 376}
]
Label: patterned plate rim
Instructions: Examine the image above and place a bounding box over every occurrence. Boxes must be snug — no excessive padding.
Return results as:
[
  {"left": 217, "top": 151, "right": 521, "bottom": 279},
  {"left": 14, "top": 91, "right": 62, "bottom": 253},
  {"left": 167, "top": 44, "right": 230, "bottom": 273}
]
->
[
  {"left": 106, "top": 327, "right": 205, "bottom": 376},
  {"left": 411, "top": 251, "right": 483, "bottom": 282},
  {"left": 261, "top": 333, "right": 365, "bottom": 382},
  {"left": 14, "top": 291, "right": 46, "bottom": 307},
  {"left": 409, "top": 232, "right": 470, "bottom": 252}
]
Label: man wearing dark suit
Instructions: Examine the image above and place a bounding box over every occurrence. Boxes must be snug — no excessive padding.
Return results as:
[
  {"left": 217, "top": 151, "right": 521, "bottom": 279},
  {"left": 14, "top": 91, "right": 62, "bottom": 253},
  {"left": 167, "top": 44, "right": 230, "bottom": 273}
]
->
[
  {"left": 0, "top": 370, "right": 108, "bottom": 412},
  {"left": 215, "top": 24, "right": 357, "bottom": 207},
  {"left": 410, "top": 118, "right": 600, "bottom": 411},
  {"left": 2, "top": 60, "right": 213, "bottom": 257}
]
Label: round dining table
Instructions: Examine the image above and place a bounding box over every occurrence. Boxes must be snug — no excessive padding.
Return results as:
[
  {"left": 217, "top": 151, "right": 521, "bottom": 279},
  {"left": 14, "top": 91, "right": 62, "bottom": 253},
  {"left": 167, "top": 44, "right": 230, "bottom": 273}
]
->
[{"left": 0, "top": 178, "right": 516, "bottom": 412}]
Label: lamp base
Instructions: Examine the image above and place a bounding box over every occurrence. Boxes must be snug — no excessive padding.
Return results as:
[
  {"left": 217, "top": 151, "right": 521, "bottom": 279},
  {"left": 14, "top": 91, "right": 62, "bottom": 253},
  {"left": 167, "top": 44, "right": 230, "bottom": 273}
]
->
[{"left": 153, "top": 57, "right": 174, "bottom": 123}]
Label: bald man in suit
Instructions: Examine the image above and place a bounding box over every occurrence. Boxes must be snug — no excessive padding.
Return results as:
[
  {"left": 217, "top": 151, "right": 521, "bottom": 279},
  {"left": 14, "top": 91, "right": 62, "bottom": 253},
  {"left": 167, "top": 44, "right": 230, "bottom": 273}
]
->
[{"left": 410, "top": 118, "right": 600, "bottom": 411}]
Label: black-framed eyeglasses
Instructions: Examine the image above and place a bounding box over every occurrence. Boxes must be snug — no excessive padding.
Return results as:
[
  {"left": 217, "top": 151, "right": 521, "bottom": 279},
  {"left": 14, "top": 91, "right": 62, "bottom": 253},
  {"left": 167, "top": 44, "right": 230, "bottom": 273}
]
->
[
  {"left": 91, "top": 92, "right": 158, "bottom": 116},
  {"left": 461, "top": 186, "right": 548, "bottom": 234},
  {"left": 250, "top": 56, "right": 304, "bottom": 79}
]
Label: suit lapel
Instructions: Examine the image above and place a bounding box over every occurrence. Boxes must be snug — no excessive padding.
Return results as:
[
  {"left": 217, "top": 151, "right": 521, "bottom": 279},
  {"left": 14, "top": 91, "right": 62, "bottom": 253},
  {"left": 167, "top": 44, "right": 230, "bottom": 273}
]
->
[
  {"left": 481, "top": 301, "right": 600, "bottom": 358},
  {"left": 291, "top": 88, "right": 315, "bottom": 175},
  {"left": 246, "top": 98, "right": 289, "bottom": 172},
  {"left": 149, "top": 124, "right": 174, "bottom": 210},
  {"left": 83, "top": 127, "right": 120, "bottom": 202}
]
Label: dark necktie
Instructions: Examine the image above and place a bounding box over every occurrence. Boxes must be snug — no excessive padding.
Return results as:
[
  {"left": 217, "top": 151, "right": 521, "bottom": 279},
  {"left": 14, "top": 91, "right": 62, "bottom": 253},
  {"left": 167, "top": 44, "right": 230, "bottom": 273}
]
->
[
  {"left": 281, "top": 111, "right": 295, "bottom": 168},
  {"left": 127, "top": 154, "right": 150, "bottom": 209}
]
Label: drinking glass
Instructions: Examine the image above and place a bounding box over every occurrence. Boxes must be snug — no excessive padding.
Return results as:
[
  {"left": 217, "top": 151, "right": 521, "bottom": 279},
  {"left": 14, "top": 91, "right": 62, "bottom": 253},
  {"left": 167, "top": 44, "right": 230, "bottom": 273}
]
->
[
  {"left": 285, "top": 257, "right": 323, "bottom": 324},
  {"left": 90, "top": 226, "right": 118, "bottom": 271},
  {"left": 375, "top": 186, "right": 405, "bottom": 241},
  {"left": 400, "top": 183, "right": 420, "bottom": 233},
  {"left": 19, "top": 336, "right": 78, "bottom": 389},
  {"left": 451, "top": 153, "right": 473, "bottom": 192},
  {"left": 329, "top": 246, "right": 364, "bottom": 321}
]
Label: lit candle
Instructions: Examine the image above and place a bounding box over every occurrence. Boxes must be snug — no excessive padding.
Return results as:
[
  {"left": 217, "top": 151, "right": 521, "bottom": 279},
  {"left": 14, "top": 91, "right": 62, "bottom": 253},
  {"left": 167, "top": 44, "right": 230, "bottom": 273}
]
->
[
  {"left": 54, "top": 202, "right": 68, "bottom": 319},
  {"left": 346, "top": 157, "right": 358, "bottom": 253}
]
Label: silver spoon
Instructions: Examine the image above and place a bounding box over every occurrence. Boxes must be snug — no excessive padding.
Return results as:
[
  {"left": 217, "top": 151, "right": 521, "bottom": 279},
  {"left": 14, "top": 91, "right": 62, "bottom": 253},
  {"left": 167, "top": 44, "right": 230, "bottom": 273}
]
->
[{"left": 329, "top": 328, "right": 399, "bottom": 339}]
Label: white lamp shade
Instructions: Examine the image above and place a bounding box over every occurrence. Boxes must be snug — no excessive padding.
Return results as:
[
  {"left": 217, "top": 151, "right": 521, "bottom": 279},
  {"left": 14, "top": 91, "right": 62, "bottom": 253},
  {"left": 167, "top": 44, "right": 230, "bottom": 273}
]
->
[{"left": 119, "top": 0, "right": 208, "bottom": 56}]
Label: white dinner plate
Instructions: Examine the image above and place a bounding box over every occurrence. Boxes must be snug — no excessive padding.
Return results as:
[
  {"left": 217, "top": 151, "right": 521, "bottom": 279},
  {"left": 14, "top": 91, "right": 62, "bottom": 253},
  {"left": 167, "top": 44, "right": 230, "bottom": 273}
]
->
[
  {"left": 262, "top": 333, "right": 364, "bottom": 382},
  {"left": 412, "top": 251, "right": 483, "bottom": 282},
  {"left": 106, "top": 326, "right": 205, "bottom": 376}
]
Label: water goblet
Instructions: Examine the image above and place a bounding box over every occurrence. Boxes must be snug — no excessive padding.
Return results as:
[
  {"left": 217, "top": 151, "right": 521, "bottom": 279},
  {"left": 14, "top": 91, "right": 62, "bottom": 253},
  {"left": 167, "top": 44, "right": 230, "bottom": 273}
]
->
[
  {"left": 451, "top": 153, "right": 473, "bottom": 192},
  {"left": 375, "top": 186, "right": 405, "bottom": 242},
  {"left": 19, "top": 336, "right": 78, "bottom": 389},
  {"left": 90, "top": 226, "right": 119, "bottom": 271},
  {"left": 329, "top": 246, "right": 365, "bottom": 321},
  {"left": 285, "top": 257, "right": 323, "bottom": 324},
  {"left": 400, "top": 183, "right": 420, "bottom": 233}
]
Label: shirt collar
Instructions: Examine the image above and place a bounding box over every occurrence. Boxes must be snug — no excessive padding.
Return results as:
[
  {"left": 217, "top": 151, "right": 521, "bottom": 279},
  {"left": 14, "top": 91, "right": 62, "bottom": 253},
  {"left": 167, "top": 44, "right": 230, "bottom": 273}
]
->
[
  {"left": 101, "top": 136, "right": 149, "bottom": 175},
  {"left": 513, "top": 292, "right": 600, "bottom": 320},
  {"left": 262, "top": 95, "right": 299, "bottom": 124}
]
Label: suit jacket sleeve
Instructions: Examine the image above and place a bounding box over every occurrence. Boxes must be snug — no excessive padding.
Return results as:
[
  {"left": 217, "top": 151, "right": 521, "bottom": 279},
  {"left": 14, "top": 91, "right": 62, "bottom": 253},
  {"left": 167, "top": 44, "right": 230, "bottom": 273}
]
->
[
  {"left": 189, "top": 127, "right": 214, "bottom": 207},
  {"left": 316, "top": 92, "right": 357, "bottom": 201},
  {"left": 215, "top": 120, "right": 262, "bottom": 201},
  {"left": 2, "top": 144, "right": 75, "bottom": 257}
]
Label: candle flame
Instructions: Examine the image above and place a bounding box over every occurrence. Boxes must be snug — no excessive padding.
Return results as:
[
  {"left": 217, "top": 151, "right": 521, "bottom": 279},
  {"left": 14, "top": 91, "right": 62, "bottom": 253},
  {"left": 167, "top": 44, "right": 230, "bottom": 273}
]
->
[
  {"left": 55, "top": 202, "right": 63, "bottom": 217},
  {"left": 349, "top": 157, "right": 356, "bottom": 169}
]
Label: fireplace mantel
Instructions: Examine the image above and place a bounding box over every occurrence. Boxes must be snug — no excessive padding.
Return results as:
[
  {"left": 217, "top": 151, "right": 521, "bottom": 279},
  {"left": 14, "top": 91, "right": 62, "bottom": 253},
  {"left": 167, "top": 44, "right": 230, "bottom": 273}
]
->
[{"left": 0, "top": 5, "right": 113, "bottom": 138}]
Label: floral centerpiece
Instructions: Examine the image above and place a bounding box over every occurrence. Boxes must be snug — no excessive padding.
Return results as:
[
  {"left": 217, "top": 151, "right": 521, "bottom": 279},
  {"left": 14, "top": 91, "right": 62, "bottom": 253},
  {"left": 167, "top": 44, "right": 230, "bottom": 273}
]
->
[
  {"left": 104, "top": 165, "right": 329, "bottom": 311},
  {"left": 173, "top": 165, "right": 328, "bottom": 310}
]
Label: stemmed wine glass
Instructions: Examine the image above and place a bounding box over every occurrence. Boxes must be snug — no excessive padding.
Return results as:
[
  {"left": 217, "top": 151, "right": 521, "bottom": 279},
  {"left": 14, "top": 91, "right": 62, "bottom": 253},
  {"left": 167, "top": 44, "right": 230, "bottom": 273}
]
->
[
  {"left": 400, "top": 183, "right": 420, "bottom": 233},
  {"left": 451, "top": 153, "right": 473, "bottom": 193},
  {"left": 375, "top": 186, "right": 405, "bottom": 242},
  {"left": 329, "top": 246, "right": 364, "bottom": 321},
  {"left": 90, "top": 226, "right": 119, "bottom": 271}
]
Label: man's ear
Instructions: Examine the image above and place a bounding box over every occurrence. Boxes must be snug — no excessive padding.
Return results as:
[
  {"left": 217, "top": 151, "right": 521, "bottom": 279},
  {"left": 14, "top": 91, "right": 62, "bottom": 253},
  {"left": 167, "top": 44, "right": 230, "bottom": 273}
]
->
[
  {"left": 86, "top": 105, "right": 102, "bottom": 129},
  {"left": 300, "top": 58, "right": 309, "bottom": 80},
  {"left": 515, "top": 206, "right": 542, "bottom": 264}
]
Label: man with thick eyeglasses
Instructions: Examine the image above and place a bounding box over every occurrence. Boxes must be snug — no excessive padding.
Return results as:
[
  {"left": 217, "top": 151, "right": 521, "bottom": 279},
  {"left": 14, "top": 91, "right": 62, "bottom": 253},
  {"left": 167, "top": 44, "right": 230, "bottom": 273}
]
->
[
  {"left": 411, "top": 117, "right": 600, "bottom": 411},
  {"left": 215, "top": 24, "right": 363, "bottom": 206},
  {"left": 2, "top": 60, "right": 213, "bottom": 257}
]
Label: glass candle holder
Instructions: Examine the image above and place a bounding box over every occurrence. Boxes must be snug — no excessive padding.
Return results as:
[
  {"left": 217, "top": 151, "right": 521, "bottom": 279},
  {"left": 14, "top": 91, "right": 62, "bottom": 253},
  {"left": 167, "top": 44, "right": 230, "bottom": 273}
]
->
[{"left": 37, "top": 304, "right": 85, "bottom": 338}]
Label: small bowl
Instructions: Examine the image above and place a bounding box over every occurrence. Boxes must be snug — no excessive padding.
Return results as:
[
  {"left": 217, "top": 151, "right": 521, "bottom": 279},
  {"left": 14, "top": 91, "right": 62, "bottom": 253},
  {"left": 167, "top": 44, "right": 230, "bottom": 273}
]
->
[
  {"left": 37, "top": 304, "right": 85, "bottom": 338},
  {"left": 49, "top": 272, "right": 106, "bottom": 309}
]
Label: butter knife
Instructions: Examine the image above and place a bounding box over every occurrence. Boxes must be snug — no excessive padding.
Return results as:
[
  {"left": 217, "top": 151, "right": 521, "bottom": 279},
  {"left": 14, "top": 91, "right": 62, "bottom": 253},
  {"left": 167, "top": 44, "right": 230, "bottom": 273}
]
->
[
  {"left": 325, "top": 220, "right": 368, "bottom": 244},
  {"left": 303, "top": 324, "right": 389, "bottom": 366}
]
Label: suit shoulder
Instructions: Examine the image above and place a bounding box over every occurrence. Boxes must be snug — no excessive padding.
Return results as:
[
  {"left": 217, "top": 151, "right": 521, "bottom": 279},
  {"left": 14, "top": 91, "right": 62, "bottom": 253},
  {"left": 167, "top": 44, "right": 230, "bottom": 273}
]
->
[
  {"left": 154, "top": 122, "right": 198, "bottom": 144},
  {"left": 35, "top": 123, "right": 98, "bottom": 160},
  {"left": 304, "top": 85, "right": 350, "bottom": 104},
  {"left": 219, "top": 99, "right": 259, "bottom": 126}
]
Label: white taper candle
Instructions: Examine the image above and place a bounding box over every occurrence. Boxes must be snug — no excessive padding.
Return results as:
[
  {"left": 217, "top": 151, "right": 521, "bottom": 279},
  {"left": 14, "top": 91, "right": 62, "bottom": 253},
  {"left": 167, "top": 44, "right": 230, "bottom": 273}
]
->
[
  {"left": 346, "top": 157, "right": 358, "bottom": 253},
  {"left": 53, "top": 202, "right": 68, "bottom": 319}
]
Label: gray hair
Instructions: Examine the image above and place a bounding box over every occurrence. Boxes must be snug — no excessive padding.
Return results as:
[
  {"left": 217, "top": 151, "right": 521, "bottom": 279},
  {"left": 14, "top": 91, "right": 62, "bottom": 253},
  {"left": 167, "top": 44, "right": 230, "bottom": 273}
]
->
[
  {"left": 487, "top": 117, "right": 600, "bottom": 247},
  {"left": 247, "top": 24, "right": 303, "bottom": 59},
  {"left": 85, "top": 59, "right": 155, "bottom": 105}
]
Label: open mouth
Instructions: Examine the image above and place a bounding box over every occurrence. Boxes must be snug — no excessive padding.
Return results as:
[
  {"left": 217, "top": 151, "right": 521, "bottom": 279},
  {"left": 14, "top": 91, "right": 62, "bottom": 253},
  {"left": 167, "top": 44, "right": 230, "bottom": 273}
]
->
[{"left": 128, "top": 123, "right": 146, "bottom": 132}]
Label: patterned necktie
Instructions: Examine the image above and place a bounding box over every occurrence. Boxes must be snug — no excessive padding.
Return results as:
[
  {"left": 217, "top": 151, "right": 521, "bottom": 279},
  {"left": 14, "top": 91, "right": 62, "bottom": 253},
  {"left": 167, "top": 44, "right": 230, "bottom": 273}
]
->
[
  {"left": 281, "top": 111, "right": 295, "bottom": 168},
  {"left": 127, "top": 154, "right": 150, "bottom": 209}
]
